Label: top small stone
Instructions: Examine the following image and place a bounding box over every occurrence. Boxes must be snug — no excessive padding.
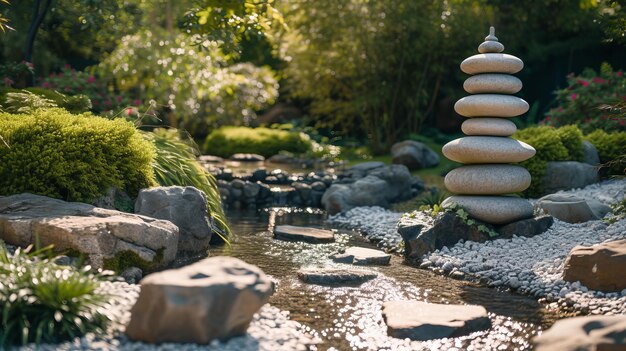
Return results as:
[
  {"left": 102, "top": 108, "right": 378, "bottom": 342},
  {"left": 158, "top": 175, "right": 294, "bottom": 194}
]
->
[{"left": 478, "top": 26, "right": 504, "bottom": 53}]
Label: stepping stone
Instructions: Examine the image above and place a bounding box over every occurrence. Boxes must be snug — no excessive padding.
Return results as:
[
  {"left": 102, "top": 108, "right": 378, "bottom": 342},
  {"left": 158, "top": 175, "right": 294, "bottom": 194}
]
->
[
  {"left": 533, "top": 315, "right": 626, "bottom": 351},
  {"left": 382, "top": 300, "right": 491, "bottom": 341},
  {"left": 460, "top": 53, "right": 523, "bottom": 75},
  {"left": 444, "top": 164, "right": 531, "bottom": 195},
  {"left": 330, "top": 246, "right": 391, "bottom": 265},
  {"left": 442, "top": 195, "right": 534, "bottom": 225},
  {"left": 455, "top": 94, "right": 529, "bottom": 117},
  {"left": 273, "top": 225, "right": 335, "bottom": 243},
  {"left": 563, "top": 239, "right": 626, "bottom": 292},
  {"left": 297, "top": 268, "right": 377, "bottom": 285},
  {"left": 463, "top": 73, "right": 522, "bottom": 94},
  {"left": 442, "top": 136, "right": 535, "bottom": 164},
  {"left": 461, "top": 118, "right": 517, "bottom": 136}
]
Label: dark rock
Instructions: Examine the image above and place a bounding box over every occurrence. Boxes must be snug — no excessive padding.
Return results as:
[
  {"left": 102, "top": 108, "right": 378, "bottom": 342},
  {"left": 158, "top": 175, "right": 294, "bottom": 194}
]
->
[
  {"left": 120, "top": 266, "right": 143, "bottom": 284},
  {"left": 297, "top": 268, "right": 377, "bottom": 285},
  {"left": 293, "top": 182, "right": 312, "bottom": 201},
  {"left": 496, "top": 215, "right": 554, "bottom": 238},
  {"left": 242, "top": 182, "right": 260, "bottom": 198},
  {"left": 582, "top": 140, "right": 600, "bottom": 165},
  {"left": 251, "top": 168, "right": 268, "bottom": 181},
  {"left": 348, "top": 161, "right": 385, "bottom": 173},
  {"left": 563, "top": 239, "right": 626, "bottom": 292},
  {"left": 536, "top": 194, "right": 611, "bottom": 223},
  {"left": 230, "top": 188, "right": 242, "bottom": 199},
  {"left": 310, "top": 181, "right": 327, "bottom": 192},
  {"left": 391, "top": 140, "right": 440, "bottom": 170},
  {"left": 267, "top": 154, "right": 296, "bottom": 164},
  {"left": 273, "top": 225, "right": 335, "bottom": 243},
  {"left": 231, "top": 179, "right": 245, "bottom": 189},
  {"left": 533, "top": 315, "right": 626, "bottom": 351},
  {"left": 230, "top": 153, "right": 265, "bottom": 162},
  {"left": 542, "top": 161, "right": 598, "bottom": 194},
  {"left": 264, "top": 175, "right": 279, "bottom": 184},
  {"left": 382, "top": 300, "right": 491, "bottom": 341},
  {"left": 54, "top": 255, "right": 72, "bottom": 266},
  {"left": 331, "top": 247, "right": 391, "bottom": 265}
]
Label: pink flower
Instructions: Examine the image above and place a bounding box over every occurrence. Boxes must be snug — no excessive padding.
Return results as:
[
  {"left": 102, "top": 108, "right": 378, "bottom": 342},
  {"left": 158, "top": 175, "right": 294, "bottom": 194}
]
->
[
  {"left": 570, "top": 93, "right": 578, "bottom": 101},
  {"left": 127, "top": 108, "right": 133, "bottom": 116},
  {"left": 116, "top": 96, "right": 123, "bottom": 103},
  {"left": 545, "top": 116, "right": 551, "bottom": 121},
  {"left": 42, "top": 82, "right": 50, "bottom": 88},
  {"left": 592, "top": 77, "right": 606, "bottom": 84},
  {"left": 3, "top": 77, "right": 13, "bottom": 87},
  {"left": 133, "top": 99, "right": 141, "bottom": 106},
  {"left": 617, "top": 71, "right": 623, "bottom": 77},
  {"left": 558, "top": 106, "right": 563, "bottom": 112},
  {"left": 64, "top": 86, "right": 71, "bottom": 92},
  {"left": 87, "top": 76, "right": 96, "bottom": 83},
  {"left": 64, "top": 64, "right": 71, "bottom": 69}
]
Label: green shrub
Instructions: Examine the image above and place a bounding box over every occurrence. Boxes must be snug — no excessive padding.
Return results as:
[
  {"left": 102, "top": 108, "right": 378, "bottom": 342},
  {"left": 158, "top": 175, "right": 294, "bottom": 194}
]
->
[
  {"left": 0, "top": 243, "right": 112, "bottom": 347},
  {"left": 143, "top": 128, "right": 230, "bottom": 240},
  {"left": 543, "top": 63, "right": 626, "bottom": 132},
  {"left": 203, "top": 126, "right": 312, "bottom": 158},
  {"left": 514, "top": 125, "right": 585, "bottom": 197},
  {"left": 0, "top": 108, "right": 156, "bottom": 202},
  {"left": 585, "top": 129, "right": 626, "bottom": 175}
]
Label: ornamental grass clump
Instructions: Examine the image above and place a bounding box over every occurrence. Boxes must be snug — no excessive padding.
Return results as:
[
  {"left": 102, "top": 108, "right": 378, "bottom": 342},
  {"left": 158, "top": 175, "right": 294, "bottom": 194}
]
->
[
  {"left": 0, "top": 243, "right": 112, "bottom": 347},
  {"left": 203, "top": 126, "right": 312, "bottom": 158},
  {"left": 143, "top": 128, "right": 230, "bottom": 240}
]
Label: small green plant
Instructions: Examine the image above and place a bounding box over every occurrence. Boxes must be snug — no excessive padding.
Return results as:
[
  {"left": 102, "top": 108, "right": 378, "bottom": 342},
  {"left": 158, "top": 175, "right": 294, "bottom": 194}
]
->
[
  {"left": 144, "top": 128, "right": 230, "bottom": 241},
  {"left": 0, "top": 108, "right": 156, "bottom": 202},
  {"left": 444, "top": 203, "right": 499, "bottom": 238},
  {"left": 604, "top": 198, "right": 626, "bottom": 224},
  {"left": 0, "top": 242, "right": 112, "bottom": 347},
  {"left": 416, "top": 188, "right": 449, "bottom": 208},
  {"left": 203, "top": 126, "right": 312, "bottom": 158},
  {"left": 543, "top": 63, "right": 626, "bottom": 132}
]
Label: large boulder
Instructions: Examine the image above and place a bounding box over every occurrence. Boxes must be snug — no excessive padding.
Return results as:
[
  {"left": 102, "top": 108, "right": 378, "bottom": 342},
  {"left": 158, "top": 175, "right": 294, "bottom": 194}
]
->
[
  {"left": 135, "top": 186, "right": 213, "bottom": 254},
  {"left": 542, "top": 161, "right": 599, "bottom": 194},
  {"left": 382, "top": 300, "right": 491, "bottom": 341},
  {"left": 399, "top": 211, "right": 553, "bottom": 263},
  {"left": 391, "top": 140, "right": 440, "bottom": 170},
  {"left": 126, "top": 256, "right": 273, "bottom": 344},
  {"left": 322, "top": 164, "right": 414, "bottom": 214},
  {"left": 533, "top": 315, "right": 626, "bottom": 351},
  {"left": 563, "top": 239, "right": 626, "bottom": 292},
  {"left": 0, "top": 193, "right": 179, "bottom": 270},
  {"left": 536, "top": 194, "right": 611, "bottom": 223}
]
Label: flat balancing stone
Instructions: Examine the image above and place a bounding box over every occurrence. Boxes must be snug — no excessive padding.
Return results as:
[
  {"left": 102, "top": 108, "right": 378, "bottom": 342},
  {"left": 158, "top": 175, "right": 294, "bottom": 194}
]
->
[
  {"left": 444, "top": 164, "right": 531, "bottom": 195},
  {"left": 454, "top": 94, "right": 529, "bottom": 117},
  {"left": 273, "top": 225, "right": 335, "bottom": 243},
  {"left": 461, "top": 53, "right": 523, "bottom": 75},
  {"left": 463, "top": 74, "right": 522, "bottom": 94},
  {"left": 442, "top": 136, "right": 535, "bottom": 164},
  {"left": 442, "top": 195, "right": 534, "bottom": 225},
  {"left": 461, "top": 118, "right": 517, "bottom": 136}
]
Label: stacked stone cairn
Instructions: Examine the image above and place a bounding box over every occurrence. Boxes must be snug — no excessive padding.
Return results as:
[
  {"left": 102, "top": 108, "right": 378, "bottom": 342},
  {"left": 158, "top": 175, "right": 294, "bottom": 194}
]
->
[{"left": 441, "top": 27, "right": 536, "bottom": 225}]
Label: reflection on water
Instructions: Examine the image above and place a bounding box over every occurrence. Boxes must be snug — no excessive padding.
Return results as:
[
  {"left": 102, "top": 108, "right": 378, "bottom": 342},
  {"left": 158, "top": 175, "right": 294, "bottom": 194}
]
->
[{"left": 208, "top": 208, "right": 562, "bottom": 351}]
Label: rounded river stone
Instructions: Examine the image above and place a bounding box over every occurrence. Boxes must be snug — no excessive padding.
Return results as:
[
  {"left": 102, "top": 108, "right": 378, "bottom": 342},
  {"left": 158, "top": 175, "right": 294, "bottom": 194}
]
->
[
  {"left": 478, "top": 41, "right": 504, "bottom": 53},
  {"left": 444, "top": 164, "right": 531, "bottom": 195},
  {"left": 461, "top": 53, "right": 523, "bottom": 75},
  {"left": 463, "top": 74, "right": 522, "bottom": 94},
  {"left": 461, "top": 118, "right": 517, "bottom": 136},
  {"left": 455, "top": 94, "right": 529, "bottom": 117},
  {"left": 442, "top": 136, "right": 536, "bottom": 164},
  {"left": 442, "top": 195, "right": 534, "bottom": 225}
]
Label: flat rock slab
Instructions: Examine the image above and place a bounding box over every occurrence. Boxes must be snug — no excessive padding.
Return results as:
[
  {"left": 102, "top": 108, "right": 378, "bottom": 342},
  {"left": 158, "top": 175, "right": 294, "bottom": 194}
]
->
[
  {"left": 533, "top": 315, "right": 626, "bottom": 351},
  {"left": 297, "top": 268, "right": 377, "bottom": 285},
  {"left": 536, "top": 193, "right": 611, "bottom": 223},
  {"left": 273, "top": 225, "right": 335, "bottom": 243},
  {"left": 563, "top": 239, "right": 626, "bottom": 292},
  {"left": 331, "top": 246, "right": 391, "bottom": 265},
  {"left": 382, "top": 300, "right": 491, "bottom": 341}
]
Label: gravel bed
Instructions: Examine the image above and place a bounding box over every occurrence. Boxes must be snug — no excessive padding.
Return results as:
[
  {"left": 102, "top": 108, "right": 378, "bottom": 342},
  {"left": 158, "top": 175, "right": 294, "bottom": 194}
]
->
[
  {"left": 328, "top": 206, "right": 403, "bottom": 251},
  {"left": 329, "top": 179, "right": 626, "bottom": 315},
  {"left": 19, "top": 281, "right": 317, "bottom": 351}
]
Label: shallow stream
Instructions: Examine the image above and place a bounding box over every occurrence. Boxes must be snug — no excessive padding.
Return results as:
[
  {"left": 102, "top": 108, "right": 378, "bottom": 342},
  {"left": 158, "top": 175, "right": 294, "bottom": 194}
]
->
[{"left": 208, "top": 207, "right": 563, "bottom": 351}]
